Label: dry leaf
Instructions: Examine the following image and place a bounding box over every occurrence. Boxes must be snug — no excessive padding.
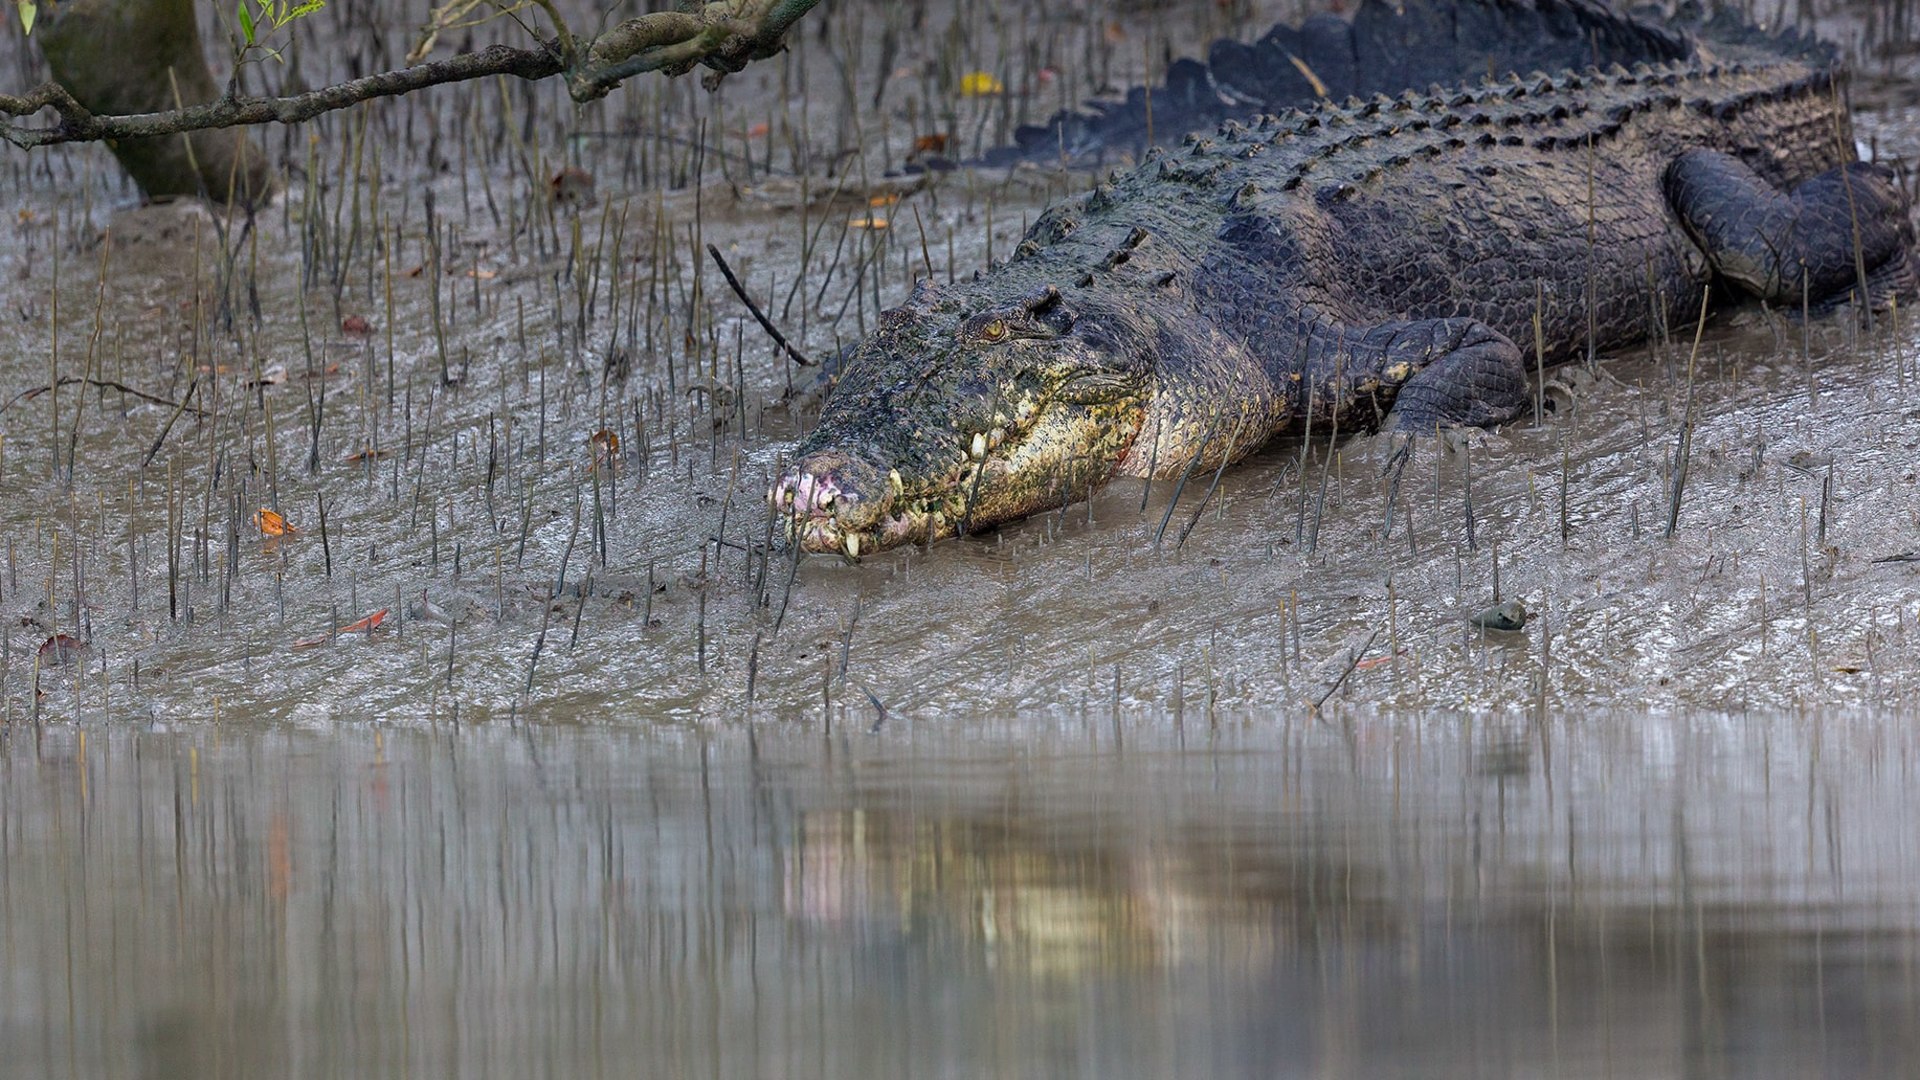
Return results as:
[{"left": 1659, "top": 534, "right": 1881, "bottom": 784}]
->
[
  {"left": 253, "top": 508, "right": 296, "bottom": 536},
  {"left": 958, "top": 71, "right": 1004, "bottom": 97},
  {"left": 37, "top": 634, "right": 86, "bottom": 666},
  {"left": 588, "top": 429, "right": 622, "bottom": 472},
  {"left": 293, "top": 608, "right": 389, "bottom": 648},
  {"left": 338, "top": 609, "right": 388, "bottom": 634},
  {"left": 1353, "top": 649, "right": 1408, "bottom": 672},
  {"left": 549, "top": 166, "right": 596, "bottom": 207}
]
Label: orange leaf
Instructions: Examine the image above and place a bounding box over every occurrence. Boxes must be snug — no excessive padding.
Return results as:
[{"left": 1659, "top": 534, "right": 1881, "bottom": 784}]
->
[
  {"left": 747, "top": 121, "right": 770, "bottom": 138},
  {"left": 37, "top": 634, "right": 86, "bottom": 666},
  {"left": 847, "top": 217, "right": 889, "bottom": 230},
  {"left": 341, "top": 314, "right": 373, "bottom": 336},
  {"left": 337, "top": 609, "right": 388, "bottom": 635},
  {"left": 909, "top": 133, "right": 950, "bottom": 156},
  {"left": 253, "top": 508, "right": 296, "bottom": 536}
]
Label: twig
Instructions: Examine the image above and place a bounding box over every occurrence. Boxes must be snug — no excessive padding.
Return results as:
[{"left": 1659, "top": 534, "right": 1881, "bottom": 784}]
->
[
  {"left": 3, "top": 376, "right": 205, "bottom": 417},
  {"left": 1312, "top": 627, "right": 1382, "bottom": 711},
  {"left": 707, "top": 243, "right": 814, "bottom": 366},
  {"left": 142, "top": 378, "right": 201, "bottom": 469}
]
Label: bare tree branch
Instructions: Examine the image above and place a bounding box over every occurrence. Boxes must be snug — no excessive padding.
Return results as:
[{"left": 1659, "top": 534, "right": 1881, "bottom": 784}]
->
[{"left": 0, "top": 0, "right": 823, "bottom": 151}]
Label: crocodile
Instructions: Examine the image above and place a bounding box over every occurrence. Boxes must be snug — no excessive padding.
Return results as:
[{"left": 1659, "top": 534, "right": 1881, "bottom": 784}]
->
[{"left": 771, "top": 2, "right": 1918, "bottom": 559}]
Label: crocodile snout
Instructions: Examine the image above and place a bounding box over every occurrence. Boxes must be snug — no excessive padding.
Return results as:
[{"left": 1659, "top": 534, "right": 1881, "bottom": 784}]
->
[{"left": 769, "top": 451, "right": 894, "bottom": 558}]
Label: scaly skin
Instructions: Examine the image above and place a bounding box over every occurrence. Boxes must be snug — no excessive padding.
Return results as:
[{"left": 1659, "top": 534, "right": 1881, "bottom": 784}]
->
[
  {"left": 979, "top": 0, "right": 1704, "bottom": 169},
  {"left": 773, "top": 55, "right": 1918, "bottom": 558}
]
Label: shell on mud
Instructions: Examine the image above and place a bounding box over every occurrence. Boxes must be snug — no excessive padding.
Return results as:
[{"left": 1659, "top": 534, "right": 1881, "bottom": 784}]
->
[{"left": 1469, "top": 599, "right": 1529, "bottom": 633}]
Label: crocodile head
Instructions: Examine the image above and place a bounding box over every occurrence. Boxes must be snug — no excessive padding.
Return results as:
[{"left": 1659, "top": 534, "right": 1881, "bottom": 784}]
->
[{"left": 771, "top": 280, "right": 1152, "bottom": 558}]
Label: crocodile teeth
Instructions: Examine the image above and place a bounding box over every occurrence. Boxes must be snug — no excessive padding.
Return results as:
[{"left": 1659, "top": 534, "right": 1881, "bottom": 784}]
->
[
  {"left": 970, "top": 432, "right": 987, "bottom": 460},
  {"left": 844, "top": 533, "right": 862, "bottom": 559}
]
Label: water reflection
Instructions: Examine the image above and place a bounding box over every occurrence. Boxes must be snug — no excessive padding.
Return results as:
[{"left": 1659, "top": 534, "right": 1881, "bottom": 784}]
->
[{"left": 2, "top": 719, "right": 1917, "bottom": 1078}]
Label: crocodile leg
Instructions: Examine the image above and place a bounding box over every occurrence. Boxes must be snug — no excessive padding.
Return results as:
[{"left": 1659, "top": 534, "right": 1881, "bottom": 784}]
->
[
  {"left": 1314, "top": 318, "right": 1532, "bottom": 433},
  {"left": 1663, "top": 149, "right": 1917, "bottom": 309}
]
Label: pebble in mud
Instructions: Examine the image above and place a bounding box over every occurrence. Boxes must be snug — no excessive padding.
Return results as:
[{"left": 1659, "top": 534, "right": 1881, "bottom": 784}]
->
[{"left": 1470, "top": 599, "right": 1529, "bottom": 633}]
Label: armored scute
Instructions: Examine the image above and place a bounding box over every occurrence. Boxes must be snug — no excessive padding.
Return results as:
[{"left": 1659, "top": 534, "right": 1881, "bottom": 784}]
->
[{"left": 772, "top": 0, "right": 1919, "bottom": 558}]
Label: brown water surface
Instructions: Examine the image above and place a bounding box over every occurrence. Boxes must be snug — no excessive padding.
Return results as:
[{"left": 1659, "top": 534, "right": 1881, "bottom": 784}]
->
[{"left": 6, "top": 722, "right": 1920, "bottom": 1079}]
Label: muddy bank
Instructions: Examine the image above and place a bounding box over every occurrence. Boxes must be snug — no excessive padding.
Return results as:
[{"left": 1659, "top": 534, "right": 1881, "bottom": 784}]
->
[{"left": 0, "top": 0, "right": 1912, "bottom": 725}]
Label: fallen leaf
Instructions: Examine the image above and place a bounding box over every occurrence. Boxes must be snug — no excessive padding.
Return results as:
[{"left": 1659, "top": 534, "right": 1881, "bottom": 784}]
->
[
  {"left": 589, "top": 428, "right": 620, "bottom": 467},
  {"left": 253, "top": 507, "right": 296, "bottom": 536},
  {"left": 293, "top": 608, "right": 389, "bottom": 649},
  {"left": 37, "top": 634, "right": 86, "bottom": 666},
  {"left": 958, "top": 71, "right": 1004, "bottom": 97},
  {"left": 847, "top": 217, "right": 890, "bottom": 230},
  {"left": 338, "top": 609, "right": 388, "bottom": 635},
  {"left": 404, "top": 265, "right": 424, "bottom": 278},
  {"left": 909, "top": 133, "right": 950, "bottom": 157},
  {"left": 746, "top": 121, "right": 770, "bottom": 138},
  {"left": 868, "top": 193, "right": 900, "bottom": 208},
  {"left": 342, "top": 314, "right": 373, "bottom": 335},
  {"left": 343, "top": 446, "right": 392, "bottom": 464},
  {"left": 549, "top": 166, "right": 596, "bottom": 207},
  {"left": 465, "top": 268, "right": 497, "bottom": 280}
]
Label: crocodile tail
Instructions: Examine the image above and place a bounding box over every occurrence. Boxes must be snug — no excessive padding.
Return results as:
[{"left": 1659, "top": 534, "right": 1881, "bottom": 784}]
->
[{"left": 977, "top": 0, "right": 1697, "bottom": 169}]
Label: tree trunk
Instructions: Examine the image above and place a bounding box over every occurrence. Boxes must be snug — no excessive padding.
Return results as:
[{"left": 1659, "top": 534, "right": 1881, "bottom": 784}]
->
[{"left": 37, "top": 0, "right": 274, "bottom": 204}]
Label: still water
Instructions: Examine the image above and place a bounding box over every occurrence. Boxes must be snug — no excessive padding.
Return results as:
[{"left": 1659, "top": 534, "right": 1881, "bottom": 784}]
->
[{"left": 5, "top": 718, "right": 1917, "bottom": 1078}]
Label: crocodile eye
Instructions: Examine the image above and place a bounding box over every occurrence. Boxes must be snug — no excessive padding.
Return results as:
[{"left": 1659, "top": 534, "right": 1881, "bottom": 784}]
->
[{"left": 978, "top": 319, "right": 1008, "bottom": 343}]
